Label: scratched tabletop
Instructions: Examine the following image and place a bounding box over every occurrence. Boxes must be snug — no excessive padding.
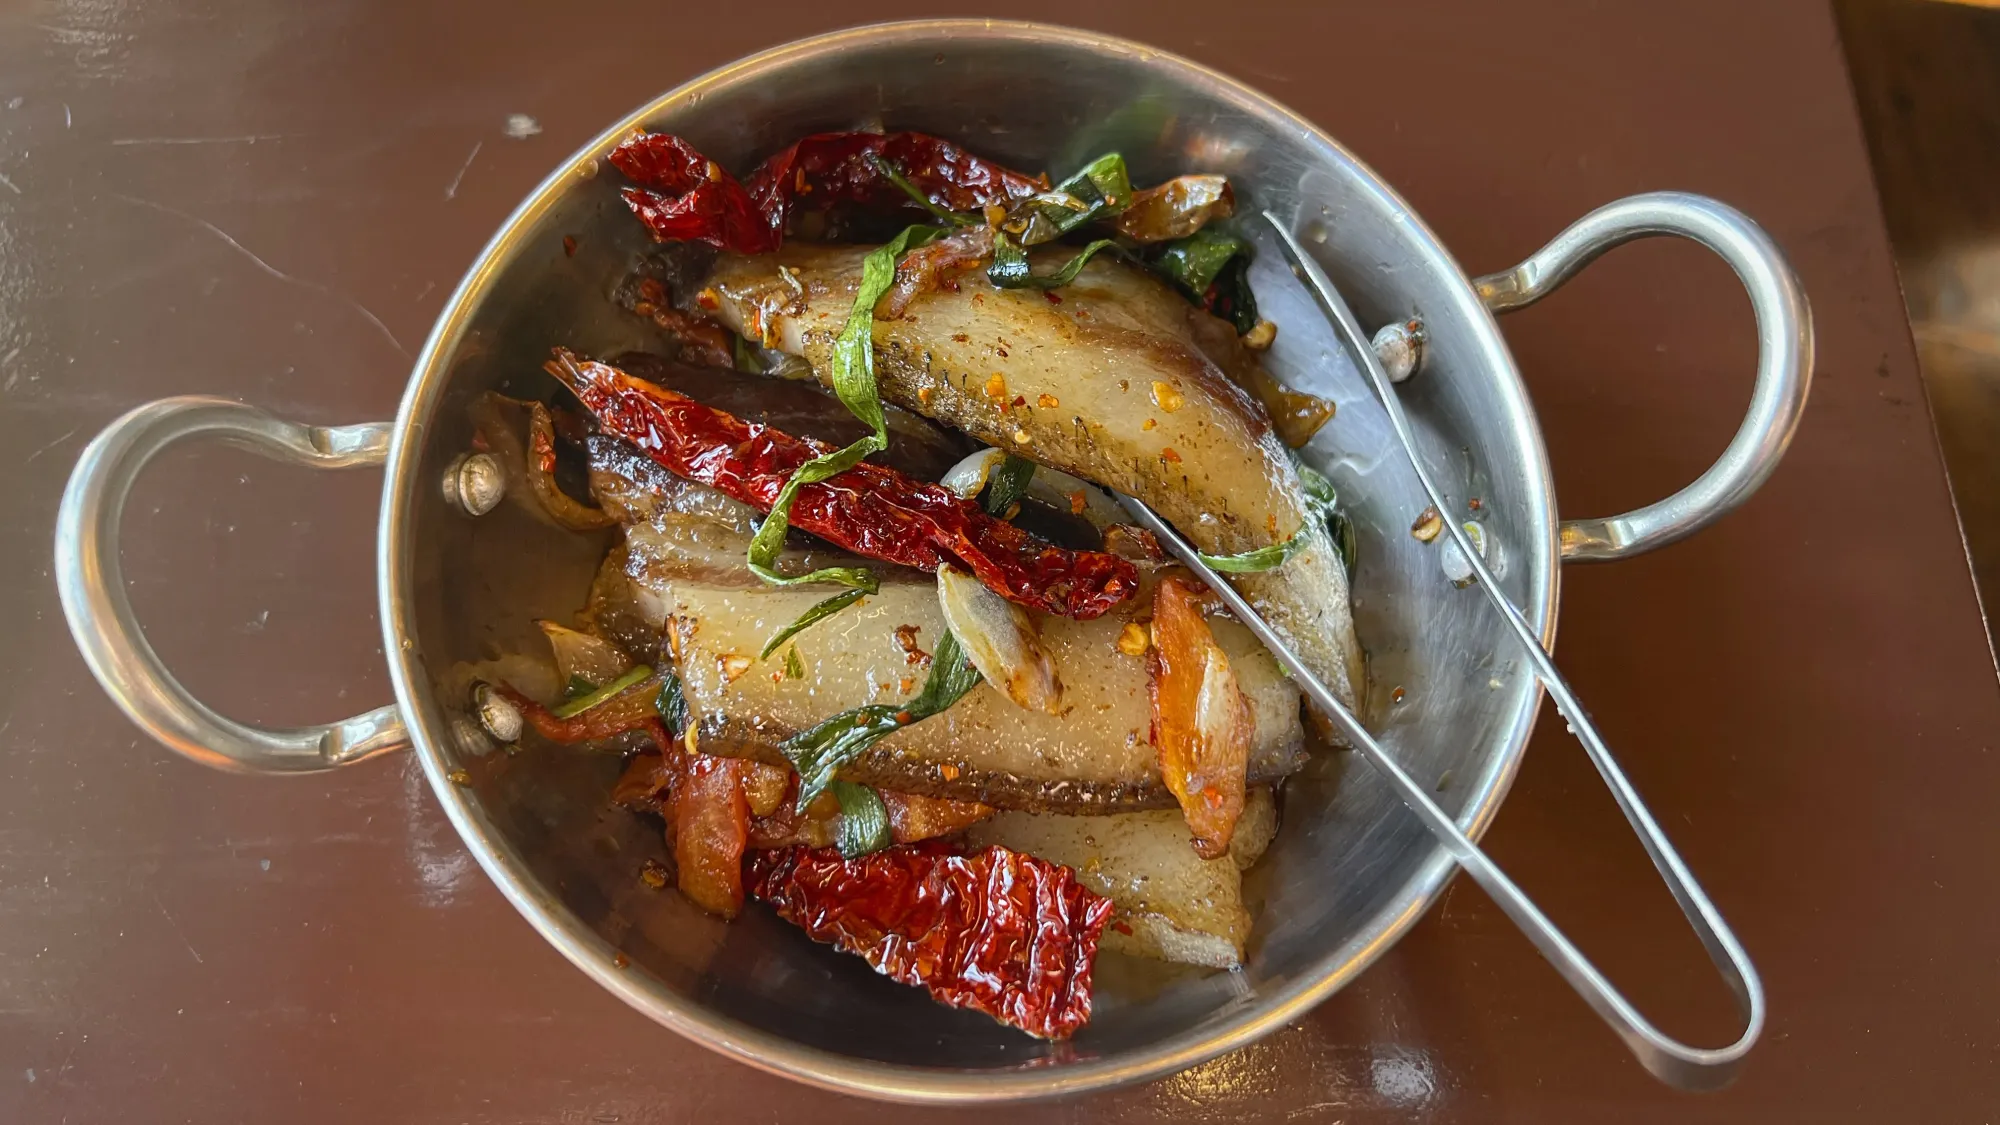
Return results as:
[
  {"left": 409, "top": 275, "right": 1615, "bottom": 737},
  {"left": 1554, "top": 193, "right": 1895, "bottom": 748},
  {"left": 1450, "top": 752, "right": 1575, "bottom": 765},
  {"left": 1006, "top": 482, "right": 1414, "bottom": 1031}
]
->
[{"left": 3, "top": 1, "right": 1994, "bottom": 1122}]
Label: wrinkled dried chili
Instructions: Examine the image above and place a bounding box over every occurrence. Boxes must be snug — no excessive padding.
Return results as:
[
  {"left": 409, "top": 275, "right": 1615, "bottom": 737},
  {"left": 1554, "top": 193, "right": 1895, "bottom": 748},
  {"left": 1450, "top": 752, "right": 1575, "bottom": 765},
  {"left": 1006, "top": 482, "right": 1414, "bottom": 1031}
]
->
[
  {"left": 748, "top": 843, "right": 1113, "bottom": 1039},
  {"left": 610, "top": 131, "right": 1043, "bottom": 254},
  {"left": 609, "top": 133, "right": 777, "bottom": 253},
  {"left": 548, "top": 351, "right": 1139, "bottom": 620},
  {"left": 746, "top": 131, "right": 1044, "bottom": 220}
]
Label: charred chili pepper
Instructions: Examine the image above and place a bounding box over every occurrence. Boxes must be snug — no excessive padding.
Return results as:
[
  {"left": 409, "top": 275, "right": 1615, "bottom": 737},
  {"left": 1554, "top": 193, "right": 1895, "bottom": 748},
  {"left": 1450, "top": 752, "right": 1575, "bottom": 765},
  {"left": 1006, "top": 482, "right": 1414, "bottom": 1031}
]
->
[
  {"left": 546, "top": 351, "right": 1140, "bottom": 620},
  {"left": 748, "top": 842, "right": 1113, "bottom": 1039},
  {"left": 609, "top": 131, "right": 1044, "bottom": 254}
]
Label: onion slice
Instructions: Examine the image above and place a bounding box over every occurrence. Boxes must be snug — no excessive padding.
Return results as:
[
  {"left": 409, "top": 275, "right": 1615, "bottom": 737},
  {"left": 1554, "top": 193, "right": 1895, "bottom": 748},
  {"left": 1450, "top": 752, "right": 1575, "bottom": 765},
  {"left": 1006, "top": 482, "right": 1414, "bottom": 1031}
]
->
[
  {"left": 1114, "top": 175, "right": 1234, "bottom": 243},
  {"left": 538, "top": 620, "right": 634, "bottom": 689},
  {"left": 1147, "top": 573, "right": 1254, "bottom": 858},
  {"left": 938, "top": 447, "right": 1008, "bottom": 499},
  {"left": 935, "top": 565, "right": 1064, "bottom": 714}
]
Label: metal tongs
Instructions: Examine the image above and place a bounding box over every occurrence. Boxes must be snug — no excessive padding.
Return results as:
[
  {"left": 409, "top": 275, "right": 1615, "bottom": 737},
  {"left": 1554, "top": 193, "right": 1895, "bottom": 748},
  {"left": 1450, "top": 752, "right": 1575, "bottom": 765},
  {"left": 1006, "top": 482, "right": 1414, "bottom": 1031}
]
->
[{"left": 1111, "top": 212, "right": 1764, "bottom": 1091}]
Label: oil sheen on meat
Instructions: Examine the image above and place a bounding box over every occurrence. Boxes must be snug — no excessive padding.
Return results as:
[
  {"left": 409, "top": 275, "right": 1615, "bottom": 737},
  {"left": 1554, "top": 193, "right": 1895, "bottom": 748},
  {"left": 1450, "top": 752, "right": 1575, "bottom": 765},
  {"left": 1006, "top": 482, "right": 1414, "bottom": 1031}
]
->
[
  {"left": 584, "top": 437, "right": 1306, "bottom": 814},
  {"left": 699, "top": 245, "right": 1365, "bottom": 710}
]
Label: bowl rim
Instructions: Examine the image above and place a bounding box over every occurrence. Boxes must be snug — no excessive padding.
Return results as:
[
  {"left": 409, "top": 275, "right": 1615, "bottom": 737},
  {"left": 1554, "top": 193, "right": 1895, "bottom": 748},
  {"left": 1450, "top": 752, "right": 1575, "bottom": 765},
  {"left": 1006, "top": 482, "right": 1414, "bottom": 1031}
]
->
[{"left": 376, "top": 17, "right": 1559, "bottom": 1103}]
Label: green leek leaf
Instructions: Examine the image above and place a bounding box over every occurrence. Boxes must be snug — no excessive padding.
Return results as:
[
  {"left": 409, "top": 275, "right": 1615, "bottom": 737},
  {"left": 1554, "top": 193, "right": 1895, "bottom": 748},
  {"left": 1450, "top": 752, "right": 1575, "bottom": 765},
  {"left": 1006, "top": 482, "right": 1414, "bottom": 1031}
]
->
[
  {"left": 1013, "top": 153, "right": 1133, "bottom": 245},
  {"left": 550, "top": 665, "right": 653, "bottom": 719},
  {"left": 1197, "top": 536, "right": 1313, "bottom": 574},
  {"left": 1150, "top": 227, "right": 1260, "bottom": 334},
  {"left": 982, "top": 455, "right": 1037, "bottom": 516},
  {"left": 744, "top": 224, "right": 942, "bottom": 594},
  {"left": 988, "top": 235, "right": 1119, "bottom": 290},
  {"left": 760, "top": 587, "right": 870, "bottom": 660},
  {"left": 1197, "top": 466, "right": 1344, "bottom": 575},
  {"left": 782, "top": 627, "right": 982, "bottom": 805},
  {"left": 832, "top": 781, "right": 892, "bottom": 858},
  {"left": 655, "top": 672, "right": 688, "bottom": 737}
]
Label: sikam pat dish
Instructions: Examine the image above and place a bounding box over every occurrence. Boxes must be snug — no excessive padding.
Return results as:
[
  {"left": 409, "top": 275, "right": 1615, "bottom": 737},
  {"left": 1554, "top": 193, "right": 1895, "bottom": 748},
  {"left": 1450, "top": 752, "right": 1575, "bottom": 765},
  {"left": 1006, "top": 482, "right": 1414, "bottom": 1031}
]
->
[{"left": 460, "top": 128, "right": 1361, "bottom": 1039}]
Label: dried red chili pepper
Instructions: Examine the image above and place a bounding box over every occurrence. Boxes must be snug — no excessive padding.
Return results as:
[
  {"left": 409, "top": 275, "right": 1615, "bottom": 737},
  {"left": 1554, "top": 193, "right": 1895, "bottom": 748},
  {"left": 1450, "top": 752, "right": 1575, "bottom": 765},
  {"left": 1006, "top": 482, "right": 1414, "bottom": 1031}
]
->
[
  {"left": 548, "top": 352, "right": 1140, "bottom": 620},
  {"left": 672, "top": 755, "right": 750, "bottom": 917},
  {"left": 610, "top": 133, "right": 779, "bottom": 253},
  {"left": 578, "top": 732, "right": 754, "bottom": 918},
  {"left": 744, "top": 131, "right": 1044, "bottom": 221},
  {"left": 748, "top": 843, "right": 1113, "bottom": 1039},
  {"left": 608, "top": 131, "right": 1044, "bottom": 254}
]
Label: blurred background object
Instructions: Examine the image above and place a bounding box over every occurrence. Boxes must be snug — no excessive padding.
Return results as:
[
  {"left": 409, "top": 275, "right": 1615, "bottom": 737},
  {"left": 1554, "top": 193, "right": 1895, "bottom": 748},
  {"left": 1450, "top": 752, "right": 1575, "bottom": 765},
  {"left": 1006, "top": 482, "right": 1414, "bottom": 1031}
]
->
[{"left": 1841, "top": 0, "right": 2000, "bottom": 663}]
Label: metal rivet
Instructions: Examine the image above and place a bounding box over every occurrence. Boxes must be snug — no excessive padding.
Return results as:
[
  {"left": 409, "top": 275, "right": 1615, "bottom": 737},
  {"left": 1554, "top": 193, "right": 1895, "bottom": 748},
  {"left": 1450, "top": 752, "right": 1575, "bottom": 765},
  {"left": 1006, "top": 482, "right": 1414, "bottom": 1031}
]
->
[
  {"left": 1441, "top": 520, "right": 1491, "bottom": 587},
  {"left": 449, "top": 713, "right": 495, "bottom": 758},
  {"left": 443, "top": 452, "right": 505, "bottom": 516},
  {"left": 470, "top": 681, "right": 522, "bottom": 744},
  {"left": 1373, "top": 317, "right": 1426, "bottom": 383}
]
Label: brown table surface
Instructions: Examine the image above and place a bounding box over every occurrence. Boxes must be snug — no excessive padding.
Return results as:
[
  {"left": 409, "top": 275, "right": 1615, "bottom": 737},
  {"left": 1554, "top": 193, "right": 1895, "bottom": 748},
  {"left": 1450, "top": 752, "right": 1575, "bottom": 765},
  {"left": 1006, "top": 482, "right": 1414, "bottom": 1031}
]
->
[{"left": 5, "top": 1, "right": 1994, "bottom": 1121}]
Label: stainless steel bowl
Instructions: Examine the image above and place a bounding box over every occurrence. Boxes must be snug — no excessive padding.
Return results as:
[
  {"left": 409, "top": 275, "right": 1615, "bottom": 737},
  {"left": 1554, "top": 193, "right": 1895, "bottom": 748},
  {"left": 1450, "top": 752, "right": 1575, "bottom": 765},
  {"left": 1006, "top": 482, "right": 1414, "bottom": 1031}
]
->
[{"left": 53, "top": 19, "right": 1809, "bottom": 1103}]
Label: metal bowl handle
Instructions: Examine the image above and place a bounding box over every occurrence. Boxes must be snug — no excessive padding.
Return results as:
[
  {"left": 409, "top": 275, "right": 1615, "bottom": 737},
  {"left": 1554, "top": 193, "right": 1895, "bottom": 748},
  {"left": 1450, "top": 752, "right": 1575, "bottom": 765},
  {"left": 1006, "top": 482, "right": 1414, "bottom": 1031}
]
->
[
  {"left": 1473, "top": 191, "right": 1814, "bottom": 562},
  {"left": 54, "top": 396, "right": 408, "bottom": 774}
]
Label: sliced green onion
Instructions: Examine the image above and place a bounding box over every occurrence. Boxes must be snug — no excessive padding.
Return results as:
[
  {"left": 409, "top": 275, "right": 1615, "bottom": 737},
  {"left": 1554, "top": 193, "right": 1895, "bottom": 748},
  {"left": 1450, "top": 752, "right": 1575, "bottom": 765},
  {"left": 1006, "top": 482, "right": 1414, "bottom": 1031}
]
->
[
  {"left": 1198, "top": 536, "right": 1313, "bottom": 574},
  {"left": 1150, "top": 227, "right": 1261, "bottom": 334},
  {"left": 1012, "top": 153, "right": 1133, "bottom": 245},
  {"left": 655, "top": 672, "right": 688, "bottom": 737},
  {"left": 1327, "top": 508, "right": 1358, "bottom": 579},
  {"left": 561, "top": 674, "right": 597, "bottom": 702},
  {"left": 744, "top": 223, "right": 942, "bottom": 595},
  {"left": 761, "top": 587, "right": 869, "bottom": 660},
  {"left": 988, "top": 235, "right": 1120, "bottom": 290},
  {"left": 732, "top": 333, "right": 763, "bottom": 374},
  {"left": 550, "top": 665, "right": 653, "bottom": 719},
  {"left": 1197, "top": 467, "right": 1344, "bottom": 575},
  {"left": 831, "top": 781, "right": 892, "bottom": 857},
  {"left": 783, "top": 645, "right": 806, "bottom": 681},
  {"left": 1151, "top": 227, "right": 1245, "bottom": 296},
  {"left": 982, "top": 455, "right": 1036, "bottom": 516},
  {"left": 781, "top": 627, "right": 982, "bottom": 805}
]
